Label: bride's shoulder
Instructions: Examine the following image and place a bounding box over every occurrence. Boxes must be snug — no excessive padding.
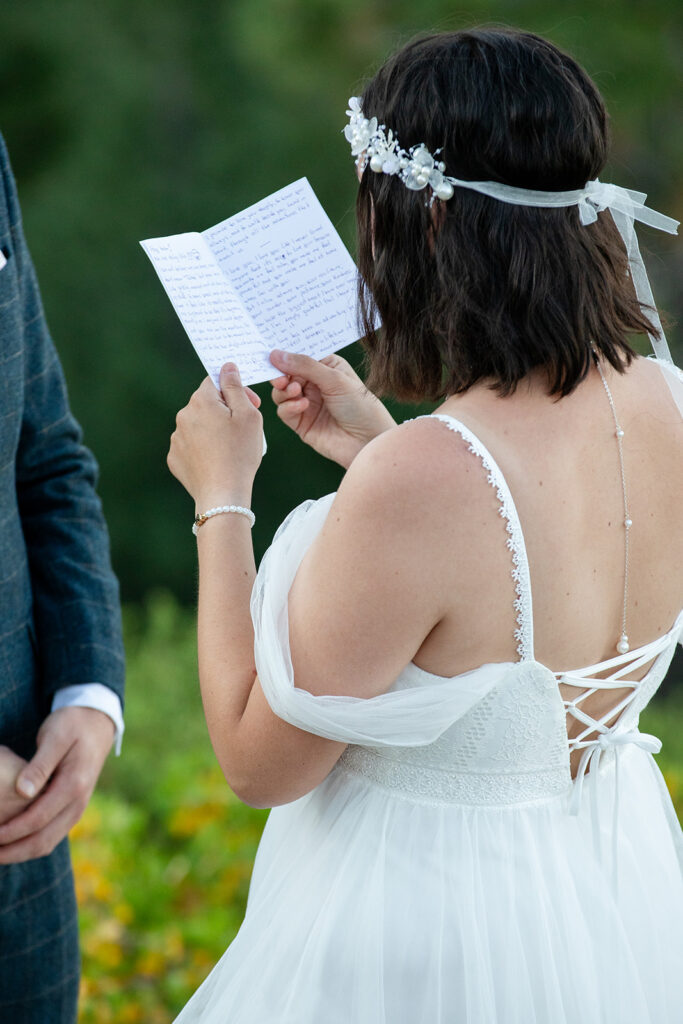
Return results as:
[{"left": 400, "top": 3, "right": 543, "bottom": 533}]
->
[
  {"left": 335, "top": 415, "right": 479, "bottom": 524},
  {"left": 299, "top": 417, "right": 481, "bottom": 606}
]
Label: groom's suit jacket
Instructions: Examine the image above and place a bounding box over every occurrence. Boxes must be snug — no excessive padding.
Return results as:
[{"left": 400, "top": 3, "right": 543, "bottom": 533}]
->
[
  {"left": 0, "top": 131, "right": 124, "bottom": 1018},
  {"left": 0, "top": 133, "right": 124, "bottom": 754}
]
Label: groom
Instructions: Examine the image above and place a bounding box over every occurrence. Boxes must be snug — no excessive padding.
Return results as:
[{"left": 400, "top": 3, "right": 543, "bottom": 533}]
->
[{"left": 0, "top": 132, "right": 125, "bottom": 1021}]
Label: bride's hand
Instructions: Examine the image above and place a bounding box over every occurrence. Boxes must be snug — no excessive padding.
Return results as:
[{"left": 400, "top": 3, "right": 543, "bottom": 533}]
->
[
  {"left": 269, "top": 350, "right": 396, "bottom": 468},
  {"left": 168, "top": 363, "right": 263, "bottom": 509}
]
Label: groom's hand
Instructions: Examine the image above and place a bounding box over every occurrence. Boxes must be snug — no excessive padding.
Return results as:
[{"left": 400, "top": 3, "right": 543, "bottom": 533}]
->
[
  {"left": 0, "top": 746, "right": 33, "bottom": 827},
  {"left": 0, "top": 707, "right": 115, "bottom": 864}
]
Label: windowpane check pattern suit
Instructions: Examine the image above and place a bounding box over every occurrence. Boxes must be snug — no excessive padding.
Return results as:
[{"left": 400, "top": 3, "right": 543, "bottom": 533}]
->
[{"left": 0, "top": 132, "right": 124, "bottom": 1023}]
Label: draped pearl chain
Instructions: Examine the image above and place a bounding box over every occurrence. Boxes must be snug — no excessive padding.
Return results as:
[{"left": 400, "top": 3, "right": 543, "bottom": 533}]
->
[{"left": 594, "top": 357, "right": 631, "bottom": 654}]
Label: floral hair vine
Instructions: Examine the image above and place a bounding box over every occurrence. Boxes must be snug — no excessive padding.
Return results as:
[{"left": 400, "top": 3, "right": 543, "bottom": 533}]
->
[
  {"left": 344, "top": 97, "right": 455, "bottom": 204},
  {"left": 343, "top": 96, "right": 682, "bottom": 418}
]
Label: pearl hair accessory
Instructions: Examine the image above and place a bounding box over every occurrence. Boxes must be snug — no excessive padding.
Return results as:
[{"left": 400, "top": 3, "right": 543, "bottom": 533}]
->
[
  {"left": 343, "top": 97, "right": 682, "bottom": 419},
  {"left": 344, "top": 97, "right": 455, "bottom": 203},
  {"left": 193, "top": 504, "right": 255, "bottom": 535}
]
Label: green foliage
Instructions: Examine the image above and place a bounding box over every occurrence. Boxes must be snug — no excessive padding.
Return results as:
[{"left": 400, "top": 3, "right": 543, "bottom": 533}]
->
[
  {"left": 74, "top": 777, "right": 267, "bottom": 1022},
  {"left": 0, "top": 0, "right": 680, "bottom": 600},
  {"left": 640, "top": 690, "right": 683, "bottom": 805},
  {"left": 74, "top": 593, "right": 268, "bottom": 1022},
  {"left": 72, "top": 593, "right": 682, "bottom": 1021}
]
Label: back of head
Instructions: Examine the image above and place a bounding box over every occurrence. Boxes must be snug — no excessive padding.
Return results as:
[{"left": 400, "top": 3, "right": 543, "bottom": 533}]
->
[{"left": 356, "top": 29, "right": 655, "bottom": 400}]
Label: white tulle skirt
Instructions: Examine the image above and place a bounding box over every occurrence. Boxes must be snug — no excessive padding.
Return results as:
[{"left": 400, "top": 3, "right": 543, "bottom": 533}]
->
[{"left": 174, "top": 742, "right": 683, "bottom": 1024}]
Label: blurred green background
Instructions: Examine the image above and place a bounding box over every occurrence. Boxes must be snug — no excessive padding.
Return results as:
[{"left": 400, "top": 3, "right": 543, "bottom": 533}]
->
[
  {"left": 1, "top": 0, "right": 680, "bottom": 601},
  {"left": 1, "top": 0, "right": 681, "bottom": 1019}
]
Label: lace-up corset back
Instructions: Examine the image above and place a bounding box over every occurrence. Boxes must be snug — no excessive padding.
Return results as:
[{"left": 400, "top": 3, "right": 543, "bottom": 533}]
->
[{"left": 338, "top": 407, "right": 683, "bottom": 808}]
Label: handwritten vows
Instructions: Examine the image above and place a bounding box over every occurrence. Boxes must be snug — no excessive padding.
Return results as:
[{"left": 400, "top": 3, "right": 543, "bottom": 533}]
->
[{"left": 140, "top": 178, "right": 361, "bottom": 386}]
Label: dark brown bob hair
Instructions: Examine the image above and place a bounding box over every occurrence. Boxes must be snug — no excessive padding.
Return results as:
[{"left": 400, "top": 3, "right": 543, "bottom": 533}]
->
[{"left": 356, "top": 28, "right": 657, "bottom": 401}]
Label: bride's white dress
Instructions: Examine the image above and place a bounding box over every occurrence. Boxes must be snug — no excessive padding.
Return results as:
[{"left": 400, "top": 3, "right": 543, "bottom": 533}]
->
[{"left": 175, "top": 361, "right": 683, "bottom": 1023}]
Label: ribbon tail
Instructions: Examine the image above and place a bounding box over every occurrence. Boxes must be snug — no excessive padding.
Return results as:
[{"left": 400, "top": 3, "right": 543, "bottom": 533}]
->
[
  {"left": 609, "top": 208, "right": 683, "bottom": 419},
  {"left": 620, "top": 187, "right": 648, "bottom": 205},
  {"left": 607, "top": 196, "right": 679, "bottom": 234},
  {"left": 609, "top": 734, "right": 661, "bottom": 901},
  {"left": 612, "top": 748, "right": 621, "bottom": 901},
  {"left": 569, "top": 746, "right": 593, "bottom": 815},
  {"left": 635, "top": 732, "right": 663, "bottom": 755},
  {"left": 609, "top": 207, "right": 667, "bottom": 354},
  {"left": 632, "top": 205, "right": 679, "bottom": 234},
  {"left": 589, "top": 747, "right": 603, "bottom": 864}
]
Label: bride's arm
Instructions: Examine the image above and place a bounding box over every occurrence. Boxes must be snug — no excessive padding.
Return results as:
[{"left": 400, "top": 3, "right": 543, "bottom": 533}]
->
[{"left": 168, "top": 365, "right": 455, "bottom": 807}]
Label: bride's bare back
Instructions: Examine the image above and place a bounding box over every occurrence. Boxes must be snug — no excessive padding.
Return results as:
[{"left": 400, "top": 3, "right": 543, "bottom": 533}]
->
[{"left": 410, "top": 356, "right": 682, "bottom": 775}]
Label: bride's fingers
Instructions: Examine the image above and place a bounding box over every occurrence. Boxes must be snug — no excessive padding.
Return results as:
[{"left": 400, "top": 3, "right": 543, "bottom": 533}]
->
[
  {"left": 276, "top": 395, "right": 310, "bottom": 419},
  {"left": 282, "top": 392, "right": 309, "bottom": 409},
  {"left": 271, "top": 376, "right": 305, "bottom": 395},
  {"left": 319, "top": 354, "right": 357, "bottom": 378},
  {"left": 245, "top": 387, "right": 262, "bottom": 409},
  {"left": 271, "top": 380, "right": 304, "bottom": 406},
  {"left": 279, "top": 379, "right": 303, "bottom": 397},
  {"left": 271, "top": 373, "right": 304, "bottom": 388},
  {"left": 271, "top": 385, "right": 290, "bottom": 406}
]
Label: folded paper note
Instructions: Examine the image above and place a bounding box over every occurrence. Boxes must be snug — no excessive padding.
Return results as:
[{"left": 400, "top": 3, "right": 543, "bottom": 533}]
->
[{"left": 140, "top": 178, "right": 362, "bottom": 387}]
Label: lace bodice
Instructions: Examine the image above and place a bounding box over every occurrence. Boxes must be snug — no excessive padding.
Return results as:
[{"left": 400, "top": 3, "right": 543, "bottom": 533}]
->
[
  {"left": 337, "top": 619, "right": 680, "bottom": 807},
  {"left": 338, "top": 660, "right": 572, "bottom": 806}
]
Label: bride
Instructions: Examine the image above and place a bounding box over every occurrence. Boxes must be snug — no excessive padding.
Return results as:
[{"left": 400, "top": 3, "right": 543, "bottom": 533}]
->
[{"left": 167, "top": 27, "right": 682, "bottom": 1023}]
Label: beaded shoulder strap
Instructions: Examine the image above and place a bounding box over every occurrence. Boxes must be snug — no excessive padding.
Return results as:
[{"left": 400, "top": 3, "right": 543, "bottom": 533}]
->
[{"left": 421, "top": 414, "right": 535, "bottom": 661}]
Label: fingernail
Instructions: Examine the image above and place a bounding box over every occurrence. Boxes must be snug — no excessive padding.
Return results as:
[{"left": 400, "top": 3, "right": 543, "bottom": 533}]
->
[
  {"left": 17, "top": 778, "right": 36, "bottom": 799},
  {"left": 272, "top": 349, "right": 289, "bottom": 364}
]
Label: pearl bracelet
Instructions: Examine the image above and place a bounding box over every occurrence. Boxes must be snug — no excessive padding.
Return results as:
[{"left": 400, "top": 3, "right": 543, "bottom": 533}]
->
[{"left": 192, "top": 504, "right": 256, "bottom": 535}]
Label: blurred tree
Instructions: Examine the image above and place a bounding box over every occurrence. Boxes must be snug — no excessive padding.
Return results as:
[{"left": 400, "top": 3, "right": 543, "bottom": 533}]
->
[{"left": 0, "top": 0, "right": 680, "bottom": 600}]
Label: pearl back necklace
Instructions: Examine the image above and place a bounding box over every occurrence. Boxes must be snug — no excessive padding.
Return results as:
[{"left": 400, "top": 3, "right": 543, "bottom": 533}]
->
[{"left": 594, "top": 356, "right": 631, "bottom": 655}]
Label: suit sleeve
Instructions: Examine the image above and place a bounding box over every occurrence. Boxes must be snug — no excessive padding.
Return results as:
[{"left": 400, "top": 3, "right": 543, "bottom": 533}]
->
[{"left": 0, "top": 133, "right": 125, "bottom": 705}]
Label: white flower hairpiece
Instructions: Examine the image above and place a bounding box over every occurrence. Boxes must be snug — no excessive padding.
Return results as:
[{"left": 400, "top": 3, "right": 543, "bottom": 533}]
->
[
  {"left": 342, "top": 95, "right": 682, "bottom": 417},
  {"left": 344, "top": 97, "right": 455, "bottom": 203}
]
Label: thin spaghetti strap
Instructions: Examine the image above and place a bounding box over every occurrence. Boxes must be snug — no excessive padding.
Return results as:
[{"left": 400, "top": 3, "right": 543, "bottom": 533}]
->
[{"left": 419, "top": 413, "right": 535, "bottom": 662}]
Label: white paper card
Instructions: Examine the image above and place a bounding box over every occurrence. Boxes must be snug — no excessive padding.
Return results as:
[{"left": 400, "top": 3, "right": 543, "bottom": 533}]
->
[
  {"left": 0, "top": 249, "right": 7, "bottom": 272},
  {"left": 140, "top": 178, "right": 361, "bottom": 386}
]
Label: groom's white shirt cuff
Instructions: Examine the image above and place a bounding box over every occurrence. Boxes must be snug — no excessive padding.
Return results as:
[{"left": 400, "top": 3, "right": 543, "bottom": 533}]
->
[{"left": 51, "top": 685, "right": 125, "bottom": 755}]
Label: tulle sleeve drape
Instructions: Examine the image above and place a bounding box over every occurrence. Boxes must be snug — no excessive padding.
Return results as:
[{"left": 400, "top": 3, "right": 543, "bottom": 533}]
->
[{"left": 251, "top": 494, "right": 504, "bottom": 747}]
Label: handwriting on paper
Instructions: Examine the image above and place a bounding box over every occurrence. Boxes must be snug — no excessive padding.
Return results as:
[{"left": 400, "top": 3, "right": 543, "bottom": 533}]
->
[
  {"left": 141, "top": 178, "right": 362, "bottom": 386},
  {"left": 139, "top": 234, "right": 267, "bottom": 384}
]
